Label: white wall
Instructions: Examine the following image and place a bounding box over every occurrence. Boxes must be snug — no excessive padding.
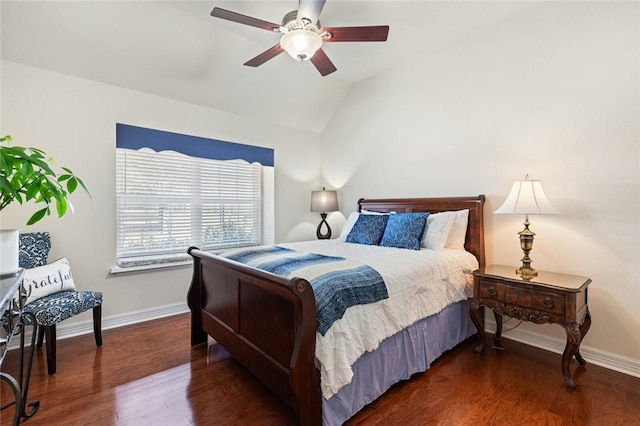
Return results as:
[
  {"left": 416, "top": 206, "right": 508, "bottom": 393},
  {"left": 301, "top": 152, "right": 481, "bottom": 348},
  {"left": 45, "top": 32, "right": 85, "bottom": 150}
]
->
[
  {"left": 1, "top": 61, "right": 322, "bottom": 325},
  {"left": 322, "top": 2, "right": 640, "bottom": 367}
]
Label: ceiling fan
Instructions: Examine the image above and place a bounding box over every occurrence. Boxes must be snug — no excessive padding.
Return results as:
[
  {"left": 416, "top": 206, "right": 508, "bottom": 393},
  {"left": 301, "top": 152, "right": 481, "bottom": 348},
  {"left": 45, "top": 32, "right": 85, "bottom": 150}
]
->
[{"left": 210, "top": 0, "right": 389, "bottom": 77}]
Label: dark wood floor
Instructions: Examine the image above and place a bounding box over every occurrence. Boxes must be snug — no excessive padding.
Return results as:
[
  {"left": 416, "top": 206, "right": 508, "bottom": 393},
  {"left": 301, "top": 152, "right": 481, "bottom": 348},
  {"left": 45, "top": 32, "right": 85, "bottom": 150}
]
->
[{"left": 2, "top": 313, "right": 639, "bottom": 425}]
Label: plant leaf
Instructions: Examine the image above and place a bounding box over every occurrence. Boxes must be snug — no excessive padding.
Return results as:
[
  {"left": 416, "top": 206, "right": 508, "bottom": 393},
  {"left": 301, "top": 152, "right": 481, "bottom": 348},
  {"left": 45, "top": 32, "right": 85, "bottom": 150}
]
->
[
  {"left": 74, "top": 175, "right": 90, "bottom": 196},
  {"left": 27, "top": 207, "right": 49, "bottom": 225},
  {"left": 67, "top": 177, "right": 78, "bottom": 193},
  {"left": 0, "top": 176, "right": 17, "bottom": 196},
  {"left": 56, "top": 197, "right": 67, "bottom": 217}
]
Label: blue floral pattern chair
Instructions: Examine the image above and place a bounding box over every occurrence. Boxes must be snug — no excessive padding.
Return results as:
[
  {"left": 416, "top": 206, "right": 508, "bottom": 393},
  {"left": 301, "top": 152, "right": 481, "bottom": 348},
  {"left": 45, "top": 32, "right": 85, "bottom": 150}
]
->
[{"left": 19, "top": 232, "right": 103, "bottom": 375}]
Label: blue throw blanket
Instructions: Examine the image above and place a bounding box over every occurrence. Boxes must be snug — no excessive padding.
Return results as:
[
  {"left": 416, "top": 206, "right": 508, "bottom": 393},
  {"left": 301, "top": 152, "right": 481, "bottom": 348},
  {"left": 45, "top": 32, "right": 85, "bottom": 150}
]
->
[{"left": 223, "top": 246, "right": 388, "bottom": 335}]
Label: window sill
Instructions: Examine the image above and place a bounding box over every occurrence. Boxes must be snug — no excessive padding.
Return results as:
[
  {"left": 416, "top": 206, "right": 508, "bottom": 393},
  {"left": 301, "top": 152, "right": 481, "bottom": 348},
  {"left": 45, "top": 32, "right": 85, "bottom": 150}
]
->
[{"left": 109, "top": 260, "right": 192, "bottom": 275}]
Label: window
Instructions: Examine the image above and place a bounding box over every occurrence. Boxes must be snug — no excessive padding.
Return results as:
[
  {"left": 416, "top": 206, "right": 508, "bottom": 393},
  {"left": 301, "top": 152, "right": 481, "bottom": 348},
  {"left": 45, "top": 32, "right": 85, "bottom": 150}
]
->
[{"left": 115, "top": 124, "right": 274, "bottom": 270}]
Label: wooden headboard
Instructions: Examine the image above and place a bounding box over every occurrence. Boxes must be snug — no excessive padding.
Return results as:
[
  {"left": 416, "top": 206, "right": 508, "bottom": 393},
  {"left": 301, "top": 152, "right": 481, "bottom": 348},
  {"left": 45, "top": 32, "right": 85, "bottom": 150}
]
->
[{"left": 357, "top": 195, "right": 486, "bottom": 268}]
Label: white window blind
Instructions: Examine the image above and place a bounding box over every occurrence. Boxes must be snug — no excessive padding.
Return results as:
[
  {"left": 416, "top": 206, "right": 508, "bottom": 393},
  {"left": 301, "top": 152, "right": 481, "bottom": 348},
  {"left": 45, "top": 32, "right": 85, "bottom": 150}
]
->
[{"left": 116, "top": 147, "right": 273, "bottom": 269}]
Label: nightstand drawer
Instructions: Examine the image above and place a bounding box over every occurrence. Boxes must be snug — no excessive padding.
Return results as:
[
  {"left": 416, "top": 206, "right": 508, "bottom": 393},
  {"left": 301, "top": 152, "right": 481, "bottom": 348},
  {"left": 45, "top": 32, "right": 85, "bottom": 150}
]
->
[
  {"left": 504, "top": 285, "right": 564, "bottom": 316},
  {"left": 478, "top": 279, "right": 505, "bottom": 300},
  {"left": 531, "top": 291, "right": 565, "bottom": 316}
]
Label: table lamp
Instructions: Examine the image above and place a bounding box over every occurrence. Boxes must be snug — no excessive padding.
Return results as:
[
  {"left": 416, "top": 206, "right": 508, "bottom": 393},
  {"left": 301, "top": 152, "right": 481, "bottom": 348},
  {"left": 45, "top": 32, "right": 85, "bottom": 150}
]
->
[
  {"left": 310, "top": 187, "right": 339, "bottom": 240},
  {"left": 494, "top": 175, "right": 560, "bottom": 278}
]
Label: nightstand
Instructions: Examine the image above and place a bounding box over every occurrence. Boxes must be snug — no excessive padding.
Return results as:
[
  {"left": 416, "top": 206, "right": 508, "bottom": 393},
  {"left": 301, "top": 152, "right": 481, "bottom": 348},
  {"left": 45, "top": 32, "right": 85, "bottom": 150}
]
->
[{"left": 470, "top": 264, "right": 591, "bottom": 390}]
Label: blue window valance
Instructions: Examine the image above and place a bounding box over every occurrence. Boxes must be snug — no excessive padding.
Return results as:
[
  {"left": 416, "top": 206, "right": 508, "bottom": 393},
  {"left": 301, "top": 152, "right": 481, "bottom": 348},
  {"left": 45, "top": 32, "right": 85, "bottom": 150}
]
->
[{"left": 116, "top": 123, "right": 274, "bottom": 167}]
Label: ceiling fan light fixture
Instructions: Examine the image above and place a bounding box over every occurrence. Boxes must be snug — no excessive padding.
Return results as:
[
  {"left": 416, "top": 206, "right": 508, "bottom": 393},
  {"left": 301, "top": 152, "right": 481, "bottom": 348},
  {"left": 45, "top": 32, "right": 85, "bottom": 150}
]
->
[
  {"left": 280, "top": 30, "right": 322, "bottom": 61},
  {"left": 210, "top": 4, "right": 389, "bottom": 76}
]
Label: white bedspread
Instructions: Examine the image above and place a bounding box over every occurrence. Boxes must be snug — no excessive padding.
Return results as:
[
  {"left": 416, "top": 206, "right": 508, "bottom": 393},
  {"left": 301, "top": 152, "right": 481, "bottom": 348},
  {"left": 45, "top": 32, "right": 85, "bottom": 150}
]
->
[{"left": 278, "top": 240, "right": 478, "bottom": 399}]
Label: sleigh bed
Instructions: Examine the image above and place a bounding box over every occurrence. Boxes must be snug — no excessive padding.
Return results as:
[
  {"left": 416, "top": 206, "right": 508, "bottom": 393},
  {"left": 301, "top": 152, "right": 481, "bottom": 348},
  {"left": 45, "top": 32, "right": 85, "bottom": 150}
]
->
[{"left": 187, "top": 195, "right": 485, "bottom": 425}]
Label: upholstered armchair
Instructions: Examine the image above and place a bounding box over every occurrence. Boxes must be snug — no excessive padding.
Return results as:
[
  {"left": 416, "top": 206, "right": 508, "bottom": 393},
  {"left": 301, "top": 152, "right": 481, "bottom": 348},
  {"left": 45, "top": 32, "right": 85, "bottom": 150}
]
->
[{"left": 18, "top": 232, "right": 103, "bottom": 375}]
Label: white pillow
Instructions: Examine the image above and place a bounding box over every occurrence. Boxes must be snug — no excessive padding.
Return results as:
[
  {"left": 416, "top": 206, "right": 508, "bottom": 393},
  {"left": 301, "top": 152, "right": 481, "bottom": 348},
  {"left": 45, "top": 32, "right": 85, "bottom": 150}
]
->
[
  {"left": 22, "top": 257, "right": 76, "bottom": 305},
  {"left": 422, "top": 211, "right": 455, "bottom": 250},
  {"left": 444, "top": 209, "right": 469, "bottom": 250}
]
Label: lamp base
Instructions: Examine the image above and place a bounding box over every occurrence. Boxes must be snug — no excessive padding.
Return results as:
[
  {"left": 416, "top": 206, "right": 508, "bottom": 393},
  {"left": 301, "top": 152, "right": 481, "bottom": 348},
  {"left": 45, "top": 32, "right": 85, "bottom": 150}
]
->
[
  {"left": 316, "top": 213, "right": 332, "bottom": 240},
  {"left": 517, "top": 215, "right": 537, "bottom": 280},
  {"left": 516, "top": 266, "right": 538, "bottom": 280}
]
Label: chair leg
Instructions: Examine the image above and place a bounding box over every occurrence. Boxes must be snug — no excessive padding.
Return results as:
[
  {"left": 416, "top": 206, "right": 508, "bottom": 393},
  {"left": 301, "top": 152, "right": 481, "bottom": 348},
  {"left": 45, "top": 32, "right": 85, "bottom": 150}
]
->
[
  {"left": 36, "top": 325, "right": 45, "bottom": 348},
  {"left": 93, "top": 305, "right": 103, "bottom": 347},
  {"left": 44, "top": 325, "right": 57, "bottom": 375}
]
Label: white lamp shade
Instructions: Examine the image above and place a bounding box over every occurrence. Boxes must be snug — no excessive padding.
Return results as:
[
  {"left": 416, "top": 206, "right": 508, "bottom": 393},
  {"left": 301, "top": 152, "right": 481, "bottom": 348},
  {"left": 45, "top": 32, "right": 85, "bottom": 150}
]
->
[
  {"left": 310, "top": 189, "right": 338, "bottom": 213},
  {"left": 280, "top": 30, "right": 322, "bottom": 61},
  {"left": 494, "top": 180, "right": 560, "bottom": 215}
]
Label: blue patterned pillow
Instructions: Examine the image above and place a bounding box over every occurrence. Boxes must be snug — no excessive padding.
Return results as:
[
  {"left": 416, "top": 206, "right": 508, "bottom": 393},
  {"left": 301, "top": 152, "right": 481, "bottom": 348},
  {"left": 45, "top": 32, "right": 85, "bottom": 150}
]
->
[
  {"left": 380, "top": 213, "right": 429, "bottom": 250},
  {"left": 346, "top": 214, "right": 389, "bottom": 245},
  {"left": 19, "top": 232, "right": 52, "bottom": 269}
]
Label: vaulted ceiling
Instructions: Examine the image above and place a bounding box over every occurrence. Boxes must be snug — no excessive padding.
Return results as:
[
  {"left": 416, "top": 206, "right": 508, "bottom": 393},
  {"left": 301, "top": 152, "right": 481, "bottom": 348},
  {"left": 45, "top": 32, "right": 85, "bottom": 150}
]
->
[{"left": 1, "top": 1, "right": 535, "bottom": 133}]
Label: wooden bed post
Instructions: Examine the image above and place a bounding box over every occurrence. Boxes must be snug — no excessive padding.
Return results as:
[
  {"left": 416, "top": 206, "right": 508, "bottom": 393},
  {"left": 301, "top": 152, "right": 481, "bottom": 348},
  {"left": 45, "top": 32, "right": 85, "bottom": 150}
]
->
[
  {"left": 187, "top": 246, "right": 207, "bottom": 346},
  {"left": 290, "top": 278, "right": 322, "bottom": 426}
]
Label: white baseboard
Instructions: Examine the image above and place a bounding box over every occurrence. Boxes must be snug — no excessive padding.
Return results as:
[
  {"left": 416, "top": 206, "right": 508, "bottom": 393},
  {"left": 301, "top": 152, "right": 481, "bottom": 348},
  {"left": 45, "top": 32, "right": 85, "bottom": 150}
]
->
[
  {"left": 61, "top": 301, "right": 190, "bottom": 338},
  {"left": 8, "top": 302, "right": 189, "bottom": 350},
  {"left": 485, "top": 319, "right": 640, "bottom": 379}
]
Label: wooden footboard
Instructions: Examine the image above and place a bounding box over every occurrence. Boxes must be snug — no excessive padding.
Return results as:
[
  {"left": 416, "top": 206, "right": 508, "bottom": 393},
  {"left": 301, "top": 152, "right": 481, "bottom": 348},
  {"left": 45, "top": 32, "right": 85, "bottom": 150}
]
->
[
  {"left": 187, "top": 195, "right": 485, "bottom": 425},
  {"left": 187, "top": 247, "right": 321, "bottom": 425}
]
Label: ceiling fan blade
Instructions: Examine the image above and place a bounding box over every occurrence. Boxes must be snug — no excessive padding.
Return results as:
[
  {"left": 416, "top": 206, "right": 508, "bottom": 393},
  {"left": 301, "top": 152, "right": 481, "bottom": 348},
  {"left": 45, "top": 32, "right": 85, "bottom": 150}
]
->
[
  {"left": 321, "top": 26, "right": 389, "bottom": 42},
  {"left": 244, "top": 44, "right": 285, "bottom": 67},
  {"left": 310, "top": 48, "right": 337, "bottom": 76},
  {"left": 297, "top": 0, "right": 326, "bottom": 24},
  {"left": 211, "top": 7, "right": 280, "bottom": 31}
]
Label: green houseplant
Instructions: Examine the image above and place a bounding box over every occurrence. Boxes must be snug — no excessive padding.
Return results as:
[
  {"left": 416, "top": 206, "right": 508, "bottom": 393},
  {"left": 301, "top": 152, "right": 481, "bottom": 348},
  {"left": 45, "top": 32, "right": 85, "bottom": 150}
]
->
[
  {"left": 0, "top": 134, "right": 89, "bottom": 225},
  {"left": 0, "top": 134, "right": 89, "bottom": 275}
]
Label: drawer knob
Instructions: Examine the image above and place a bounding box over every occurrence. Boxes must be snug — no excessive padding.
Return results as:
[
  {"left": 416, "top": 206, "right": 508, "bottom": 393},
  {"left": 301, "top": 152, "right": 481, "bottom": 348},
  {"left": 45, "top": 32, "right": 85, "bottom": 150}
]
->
[
  {"left": 488, "top": 287, "right": 497, "bottom": 296},
  {"left": 543, "top": 298, "right": 554, "bottom": 308}
]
